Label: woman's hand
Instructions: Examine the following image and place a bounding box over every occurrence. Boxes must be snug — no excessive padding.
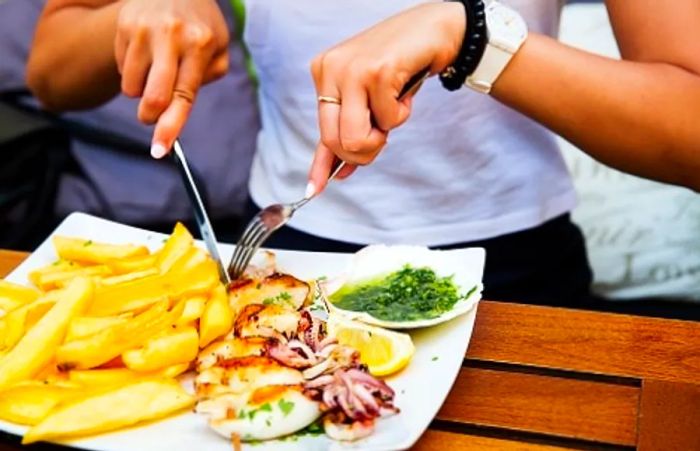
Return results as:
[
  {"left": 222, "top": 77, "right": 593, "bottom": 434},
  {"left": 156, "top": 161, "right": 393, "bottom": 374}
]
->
[
  {"left": 307, "top": 2, "right": 465, "bottom": 194},
  {"left": 115, "top": 0, "right": 230, "bottom": 157}
]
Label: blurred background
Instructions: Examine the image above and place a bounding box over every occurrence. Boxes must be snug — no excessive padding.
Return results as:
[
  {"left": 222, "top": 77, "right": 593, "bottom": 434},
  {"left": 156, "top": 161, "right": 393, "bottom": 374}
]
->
[{"left": 559, "top": 3, "right": 700, "bottom": 314}]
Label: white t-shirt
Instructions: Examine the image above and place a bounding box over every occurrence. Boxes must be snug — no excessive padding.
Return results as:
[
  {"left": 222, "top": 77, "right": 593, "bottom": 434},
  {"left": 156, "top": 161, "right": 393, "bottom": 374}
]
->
[{"left": 244, "top": 0, "right": 575, "bottom": 246}]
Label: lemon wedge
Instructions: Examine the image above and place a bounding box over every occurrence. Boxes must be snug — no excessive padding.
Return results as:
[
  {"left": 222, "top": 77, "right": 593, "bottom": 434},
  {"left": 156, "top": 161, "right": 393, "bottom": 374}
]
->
[{"left": 327, "top": 316, "right": 414, "bottom": 377}]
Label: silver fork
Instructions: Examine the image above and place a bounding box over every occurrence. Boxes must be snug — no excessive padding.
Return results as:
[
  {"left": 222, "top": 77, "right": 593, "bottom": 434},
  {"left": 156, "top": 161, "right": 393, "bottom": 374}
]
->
[
  {"left": 227, "top": 68, "right": 430, "bottom": 280},
  {"left": 227, "top": 161, "right": 345, "bottom": 280}
]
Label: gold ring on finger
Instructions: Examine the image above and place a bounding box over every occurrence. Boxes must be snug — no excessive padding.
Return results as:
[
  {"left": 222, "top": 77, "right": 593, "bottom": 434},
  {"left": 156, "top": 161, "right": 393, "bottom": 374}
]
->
[{"left": 317, "top": 95, "right": 341, "bottom": 105}]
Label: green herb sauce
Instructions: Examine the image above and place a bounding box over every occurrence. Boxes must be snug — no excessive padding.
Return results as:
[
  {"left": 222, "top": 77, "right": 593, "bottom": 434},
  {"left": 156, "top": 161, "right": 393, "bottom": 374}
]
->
[{"left": 330, "top": 265, "right": 469, "bottom": 321}]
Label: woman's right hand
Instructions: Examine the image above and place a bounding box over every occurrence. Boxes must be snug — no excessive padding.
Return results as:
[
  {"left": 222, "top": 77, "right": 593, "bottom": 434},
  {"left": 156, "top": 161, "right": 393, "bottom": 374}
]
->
[
  {"left": 115, "top": 0, "right": 230, "bottom": 158},
  {"left": 306, "top": 2, "right": 465, "bottom": 195}
]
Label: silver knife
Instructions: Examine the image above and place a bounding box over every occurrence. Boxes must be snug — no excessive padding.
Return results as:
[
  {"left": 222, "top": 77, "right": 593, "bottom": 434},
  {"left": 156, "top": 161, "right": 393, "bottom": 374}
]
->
[{"left": 171, "top": 139, "right": 231, "bottom": 284}]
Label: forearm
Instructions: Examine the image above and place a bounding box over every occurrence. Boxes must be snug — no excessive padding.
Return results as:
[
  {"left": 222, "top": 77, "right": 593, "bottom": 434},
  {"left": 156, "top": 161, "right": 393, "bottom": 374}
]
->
[
  {"left": 492, "top": 33, "right": 700, "bottom": 190},
  {"left": 27, "top": 1, "right": 122, "bottom": 111}
]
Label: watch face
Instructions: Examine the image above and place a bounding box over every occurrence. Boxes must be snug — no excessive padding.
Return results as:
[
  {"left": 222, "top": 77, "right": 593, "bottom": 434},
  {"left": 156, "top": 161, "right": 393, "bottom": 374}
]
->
[{"left": 486, "top": 3, "right": 528, "bottom": 46}]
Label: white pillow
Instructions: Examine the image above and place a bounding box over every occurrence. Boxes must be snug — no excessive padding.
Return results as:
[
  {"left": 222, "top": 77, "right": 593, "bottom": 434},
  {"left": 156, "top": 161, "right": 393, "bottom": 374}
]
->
[{"left": 559, "top": 4, "right": 700, "bottom": 301}]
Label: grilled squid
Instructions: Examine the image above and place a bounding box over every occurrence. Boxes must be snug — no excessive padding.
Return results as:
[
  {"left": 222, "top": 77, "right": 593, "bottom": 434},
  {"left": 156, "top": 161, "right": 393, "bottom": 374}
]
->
[{"left": 196, "top": 265, "right": 399, "bottom": 445}]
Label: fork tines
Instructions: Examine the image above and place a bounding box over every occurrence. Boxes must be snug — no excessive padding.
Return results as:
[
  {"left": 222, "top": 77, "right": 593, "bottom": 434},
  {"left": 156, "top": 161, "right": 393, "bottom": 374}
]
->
[{"left": 228, "top": 215, "right": 269, "bottom": 280}]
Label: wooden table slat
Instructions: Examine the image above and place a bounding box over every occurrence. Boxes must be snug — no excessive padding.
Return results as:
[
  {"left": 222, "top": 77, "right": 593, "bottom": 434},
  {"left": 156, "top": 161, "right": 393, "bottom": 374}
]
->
[
  {"left": 436, "top": 368, "right": 639, "bottom": 446},
  {"left": 469, "top": 301, "right": 700, "bottom": 384},
  {"left": 0, "top": 250, "right": 27, "bottom": 279},
  {"left": 638, "top": 379, "right": 700, "bottom": 451},
  {"left": 412, "top": 430, "right": 576, "bottom": 450}
]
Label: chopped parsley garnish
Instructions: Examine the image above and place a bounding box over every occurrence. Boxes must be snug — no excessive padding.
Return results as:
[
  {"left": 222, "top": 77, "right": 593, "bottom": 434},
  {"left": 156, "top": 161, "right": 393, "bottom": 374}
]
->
[
  {"left": 282, "top": 419, "right": 324, "bottom": 441},
  {"left": 262, "top": 291, "right": 293, "bottom": 307},
  {"left": 239, "top": 403, "right": 273, "bottom": 422},
  {"left": 330, "top": 265, "right": 470, "bottom": 321},
  {"left": 83, "top": 240, "right": 93, "bottom": 247},
  {"left": 259, "top": 403, "right": 272, "bottom": 412},
  {"left": 278, "top": 399, "right": 294, "bottom": 417},
  {"left": 298, "top": 419, "right": 324, "bottom": 436}
]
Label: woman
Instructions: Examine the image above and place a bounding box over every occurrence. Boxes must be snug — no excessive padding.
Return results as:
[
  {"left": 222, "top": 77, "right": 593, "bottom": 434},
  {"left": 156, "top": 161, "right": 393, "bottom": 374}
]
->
[
  {"left": 30, "top": 0, "right": 700, "bottom": 306},
  {"left": 25, "top": 0, "right": 259, "bottom": 241},
  {"left": 307, "top": 1, "right": 700, "bottom": 194}
]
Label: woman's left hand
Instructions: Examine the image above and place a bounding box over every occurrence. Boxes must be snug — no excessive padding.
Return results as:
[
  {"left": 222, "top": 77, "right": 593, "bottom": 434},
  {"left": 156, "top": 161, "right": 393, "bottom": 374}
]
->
[{"left": 307, "top": 2, "right": 465, "bottom": 195}]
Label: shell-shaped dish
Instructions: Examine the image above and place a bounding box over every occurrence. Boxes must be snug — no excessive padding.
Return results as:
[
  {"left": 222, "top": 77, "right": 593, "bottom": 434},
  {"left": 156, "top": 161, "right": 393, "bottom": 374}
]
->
[{"left": 321, "top": 245, "right": 485, "bottom": 329}]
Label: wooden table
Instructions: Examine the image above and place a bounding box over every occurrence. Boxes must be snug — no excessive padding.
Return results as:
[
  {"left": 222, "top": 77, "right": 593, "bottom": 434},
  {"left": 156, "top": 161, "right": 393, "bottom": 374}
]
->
[{"left": 1, "top": 250, "right": 699, "bottom": 451}]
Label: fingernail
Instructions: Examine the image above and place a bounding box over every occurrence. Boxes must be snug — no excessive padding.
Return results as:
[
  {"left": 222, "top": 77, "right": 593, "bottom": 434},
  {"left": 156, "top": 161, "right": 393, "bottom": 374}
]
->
[
  {"left": 305, "top": 181, "right": 316, "bottom": 198},
  {"left": 150, "top": 143, "right": 168, "bottom": 159}
]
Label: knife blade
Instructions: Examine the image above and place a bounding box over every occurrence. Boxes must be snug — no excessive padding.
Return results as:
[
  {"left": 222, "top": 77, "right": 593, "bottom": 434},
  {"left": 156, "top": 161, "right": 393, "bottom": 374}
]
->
[{"left": 171, "top": 139, "right": 231, "bottom": 284}]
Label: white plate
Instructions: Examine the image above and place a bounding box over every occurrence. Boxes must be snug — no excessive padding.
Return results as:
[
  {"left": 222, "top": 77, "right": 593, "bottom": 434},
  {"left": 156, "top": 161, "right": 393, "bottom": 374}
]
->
[{"left": 0, "top": 212, "right": 485, "bottom": 451}]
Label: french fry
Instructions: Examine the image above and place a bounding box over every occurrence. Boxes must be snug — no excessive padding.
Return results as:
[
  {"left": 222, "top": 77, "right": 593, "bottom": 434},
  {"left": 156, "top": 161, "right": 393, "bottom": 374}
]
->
[
  {"left": 165, "top": 246, "right": 219, "bottom": 299},
  {"left": 22, "top": 379, "right": 195, "bottom": 444},
  {"left": 67, "top": 363, "right": 189, "bottom": 386},
  {"left": 64, "top": 314, "right": 132, "bottom": 342},
  {"left": 0, "top": 280, "right": 40, "bottom": 312},
  {"left": 96, "top": 356, "right": 126, "bottom": 369},
  {"left": 67, "top": 368, "right": 141, "bottom": 386},
  {"left": 0, "top": 381, "right": 83, "bottom": 426},
  {"left": 0, "top": 277, "right": 93, "bottom": 390},
  {"left": 33, "top": 265, "right": 111, "bottom": 291},
  {"left": 28, "top": 260, "right": 79, "bottom": 287},
  {"left": 89, "top": 249, "right": 217, "bottom": 316},
  {"left": 157, "top": 223, "right": 194, "bottom": 273},
  {"left": 160, "top": 362, "right": 190, "bottom": 378},
  {"left": 89, "top": 275, "right": 169, "bottom": 316},
  {"left": 24, "top": 294, "right": 60, "bottom": 326},
  {"left": 122, "top": 327, "right": 199, "bottom": 372},
  {"left": 1, "top": 225, "right": 222, "bottom": 440},
  {"left": 98, "top": 268, "right": 159, "bottom": 287},
  {"left": 2, "top": 315, "right": 27, "bottom": 350},
  {"left": 199, "top": 284, "right": 233, "bottom": 348},
  {"left": 105, "top": 253, "right": 157, "bottom": 275},
  {"left": 56, "top": 300, "right": 184, "bottom": 370},
  {"left": 35, "top": 362, "right": 70, "bottom": 384},
  {"left": 0, "top": 295, "right": 57, "bottom": 353},
  {"left": 52, "top": 236, "right": 149, "bottom": 265},
  {"left": 175, "top": 296, "right": 206, "bottom": 327},
  {"left": 57, "top": 300, "right": 169, "bottom": 370}
]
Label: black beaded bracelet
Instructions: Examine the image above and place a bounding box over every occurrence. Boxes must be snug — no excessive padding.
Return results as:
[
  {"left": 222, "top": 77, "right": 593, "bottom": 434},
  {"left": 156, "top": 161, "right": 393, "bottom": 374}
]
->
[{"left": 439, "top": 0, "right": 488, "bottom": 91}]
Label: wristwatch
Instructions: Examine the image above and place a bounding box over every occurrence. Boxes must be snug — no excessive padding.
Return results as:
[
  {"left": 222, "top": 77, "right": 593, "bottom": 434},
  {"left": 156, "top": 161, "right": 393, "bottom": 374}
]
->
[{"left": 464, "top": 0, "right": 528, "bottom": 94}]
